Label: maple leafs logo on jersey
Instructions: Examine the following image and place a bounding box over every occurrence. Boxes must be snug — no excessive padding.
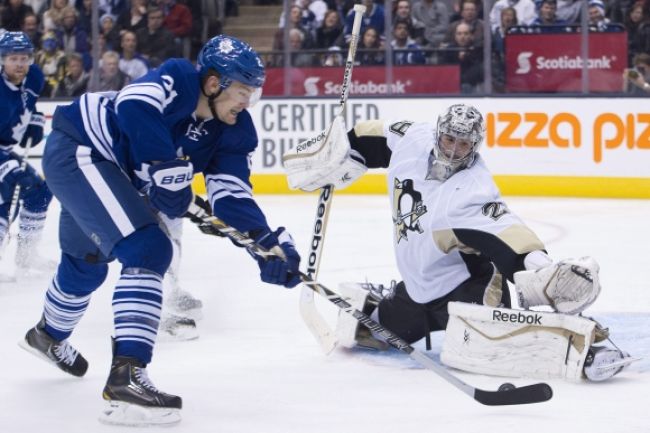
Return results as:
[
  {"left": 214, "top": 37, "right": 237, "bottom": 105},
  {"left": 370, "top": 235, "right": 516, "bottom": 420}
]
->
[
  {"left": 392, "top": 177, "right": 427, "bottom": 243},
  {"left": 11, "top": 109, "right": 31, "bottom": 144}
]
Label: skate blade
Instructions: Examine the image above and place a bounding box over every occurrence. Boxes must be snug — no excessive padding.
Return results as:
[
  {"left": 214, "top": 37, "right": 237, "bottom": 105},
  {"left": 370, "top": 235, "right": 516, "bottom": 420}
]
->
[
  {"left": 593, "top": 356, "right": 641, "bottom": 370},
  {"left": 99, "top": 400, "right": 181, "bottom": 426}
]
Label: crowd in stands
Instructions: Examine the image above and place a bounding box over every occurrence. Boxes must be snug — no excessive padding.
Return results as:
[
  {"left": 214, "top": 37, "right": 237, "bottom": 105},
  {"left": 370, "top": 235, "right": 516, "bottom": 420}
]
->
[
  {"left": 2, "top": 0, "right": 649, "bottom": 95},
  {"left": 268, "top": 0, "right": 650, "bottom": 93},
  {"left": 0, "top": 0, "right": 206, "bottom": 97}
]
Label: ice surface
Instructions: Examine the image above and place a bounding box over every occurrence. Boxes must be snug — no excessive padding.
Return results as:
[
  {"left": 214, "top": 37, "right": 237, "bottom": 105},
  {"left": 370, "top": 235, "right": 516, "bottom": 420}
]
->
[{"left": 0, "top": 195, "right": 649, "bottom": 433}]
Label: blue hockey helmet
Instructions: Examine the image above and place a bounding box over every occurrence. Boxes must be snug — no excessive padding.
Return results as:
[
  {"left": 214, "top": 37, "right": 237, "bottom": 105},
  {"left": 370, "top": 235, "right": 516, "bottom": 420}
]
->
[
  {"left": 197, "top": 35, "right": 265, "bottom": 89},
  {"left": 0, "top": 31, "right": 34, "bottom": 59}
]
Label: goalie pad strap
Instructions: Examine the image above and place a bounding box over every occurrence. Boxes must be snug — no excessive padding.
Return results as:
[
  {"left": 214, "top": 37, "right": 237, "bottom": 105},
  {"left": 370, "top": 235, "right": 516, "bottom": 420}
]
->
[{"left": 441, "top": 302, "right": 596, "bottom": 381}]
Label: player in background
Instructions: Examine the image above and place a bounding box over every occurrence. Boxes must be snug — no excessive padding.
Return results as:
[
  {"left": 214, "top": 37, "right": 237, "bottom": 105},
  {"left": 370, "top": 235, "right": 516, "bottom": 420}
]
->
[
  {"left": 284, "top": 103, "right": 634, "bottom": 383},
  {"left": 19, "top": 35, "right": 301, "bottom": 426},
  {"left": 0, "top": 31, "right": 55, "bottom": 278}
]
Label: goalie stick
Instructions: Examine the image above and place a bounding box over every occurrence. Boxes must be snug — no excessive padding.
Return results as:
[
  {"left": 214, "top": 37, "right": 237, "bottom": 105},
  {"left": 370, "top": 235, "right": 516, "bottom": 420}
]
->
[
  {"left": 184, "top": 202, "right": 553, "bottom": 406},
  {"left": 297, "top": 3, "right": 367, "bottom": 354}
]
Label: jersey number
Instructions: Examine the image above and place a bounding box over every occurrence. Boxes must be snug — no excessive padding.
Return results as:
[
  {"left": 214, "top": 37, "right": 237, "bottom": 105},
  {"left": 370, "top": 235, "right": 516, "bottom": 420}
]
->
[
  {"left": 482, "top": 202, "right": 509, "bottom": 220},
  {"left": 389, "top": 121, "right": 414, "bottom": 137}
]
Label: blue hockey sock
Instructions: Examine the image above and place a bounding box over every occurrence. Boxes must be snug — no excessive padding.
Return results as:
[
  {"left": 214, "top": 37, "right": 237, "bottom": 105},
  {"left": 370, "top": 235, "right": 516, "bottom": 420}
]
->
[
  {"left": 112, "top": 268, "right": 163, "bottom": 364},
  {"left": 43, "top": 276, "right": 93, "bottom": 341}
]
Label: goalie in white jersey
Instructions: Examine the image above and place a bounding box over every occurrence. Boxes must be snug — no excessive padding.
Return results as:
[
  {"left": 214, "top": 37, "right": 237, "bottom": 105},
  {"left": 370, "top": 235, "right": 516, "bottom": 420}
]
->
[{"left": 284, "top": 104, "right": 634, "bottom": 382}]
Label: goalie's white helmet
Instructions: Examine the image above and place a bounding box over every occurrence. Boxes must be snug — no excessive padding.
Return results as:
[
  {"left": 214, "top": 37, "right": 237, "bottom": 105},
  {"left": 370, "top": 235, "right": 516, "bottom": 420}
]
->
[{"left": 427, "top": 104, "right": 485, "bottom": 181}]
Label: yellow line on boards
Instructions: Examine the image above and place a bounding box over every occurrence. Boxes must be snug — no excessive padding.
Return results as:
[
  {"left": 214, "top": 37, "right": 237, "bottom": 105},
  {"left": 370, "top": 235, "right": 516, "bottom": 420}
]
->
[{"left": 192, "top": 174, "right": 650, "bottom": 199}]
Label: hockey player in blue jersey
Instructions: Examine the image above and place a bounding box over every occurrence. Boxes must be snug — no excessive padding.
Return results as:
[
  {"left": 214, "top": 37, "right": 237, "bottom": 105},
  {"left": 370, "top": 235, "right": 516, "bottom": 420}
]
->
[
  {"left": 0, "top": 31, "right": 54, "bottom": 277},
  {"left": 19, "top": 35, "right": 301, "bottom": 426}
]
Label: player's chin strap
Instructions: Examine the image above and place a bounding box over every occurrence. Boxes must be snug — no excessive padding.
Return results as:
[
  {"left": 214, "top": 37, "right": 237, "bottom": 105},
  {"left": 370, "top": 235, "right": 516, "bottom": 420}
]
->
[
  {"left": 183, "top": 196, "right": 553, "bottom": 406},
  {"left": 201, "top": 77, "right": 225, "bottom": 121}
]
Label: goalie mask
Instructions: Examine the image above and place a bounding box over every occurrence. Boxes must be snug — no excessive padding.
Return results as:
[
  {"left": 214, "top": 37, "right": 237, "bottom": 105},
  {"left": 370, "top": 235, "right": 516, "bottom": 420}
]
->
[{"left": 427, "top": 104, "right": 485, "bottom": 181}]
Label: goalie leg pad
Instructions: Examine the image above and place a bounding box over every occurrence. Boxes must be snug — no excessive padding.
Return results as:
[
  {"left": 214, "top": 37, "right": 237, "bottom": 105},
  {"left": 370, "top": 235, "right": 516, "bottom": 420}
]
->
[
  {"left": 335, "top": 283, "right": 387, "bottom": 350},
  {"left": 513, "top": 256, "right": 601, "bottom": 314},
  {"left": 441, "top": 302, "right": 596, "bottom": 381}
]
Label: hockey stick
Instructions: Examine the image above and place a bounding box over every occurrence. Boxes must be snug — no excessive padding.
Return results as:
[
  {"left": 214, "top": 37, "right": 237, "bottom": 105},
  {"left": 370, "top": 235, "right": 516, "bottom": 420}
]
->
[
  {"left": 0, "top": 138, "right": 34, "bottom": 262},
  {"left": 184, "top": 206, "right": 553, "bottom": 406},
  {"left": 298, "top": 4, "right": 366, "bottom": 354}
]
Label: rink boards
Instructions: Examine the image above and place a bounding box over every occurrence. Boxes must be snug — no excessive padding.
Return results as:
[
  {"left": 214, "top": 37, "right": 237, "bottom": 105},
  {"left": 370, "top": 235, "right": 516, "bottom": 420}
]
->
[{"left": 37, "top": 97, "right": 650, "bottom": 198}]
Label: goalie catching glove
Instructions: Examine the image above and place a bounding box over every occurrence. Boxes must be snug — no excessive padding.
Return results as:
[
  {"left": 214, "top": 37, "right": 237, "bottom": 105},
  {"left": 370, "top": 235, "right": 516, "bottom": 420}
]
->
[
  {"left": 282, "top": 116, "right": 367, "bottom": 192},
  {"left": 514, "top": 253, "right": 601, "bottom": 314}
]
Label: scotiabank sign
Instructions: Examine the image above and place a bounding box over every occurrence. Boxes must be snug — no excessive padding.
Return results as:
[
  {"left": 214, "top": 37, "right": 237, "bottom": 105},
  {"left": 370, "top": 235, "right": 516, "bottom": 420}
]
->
[
  {"left": 506, "top": 32, "right": 627, "bottom": 92},
  {"left": 263, "top": 66, "right": 460, "bottom": 96}
]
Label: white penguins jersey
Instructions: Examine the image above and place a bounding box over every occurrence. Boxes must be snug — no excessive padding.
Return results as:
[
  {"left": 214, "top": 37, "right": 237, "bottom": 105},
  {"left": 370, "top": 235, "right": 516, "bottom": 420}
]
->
[{"left": 354, "top": 120, "right": 545, "bottom": 304}]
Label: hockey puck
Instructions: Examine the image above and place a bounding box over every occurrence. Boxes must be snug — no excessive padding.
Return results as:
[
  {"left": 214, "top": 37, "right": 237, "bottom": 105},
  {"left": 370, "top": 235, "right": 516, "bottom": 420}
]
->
[{"left": 498, "top": 383, "right": 516, "bottom": 392}]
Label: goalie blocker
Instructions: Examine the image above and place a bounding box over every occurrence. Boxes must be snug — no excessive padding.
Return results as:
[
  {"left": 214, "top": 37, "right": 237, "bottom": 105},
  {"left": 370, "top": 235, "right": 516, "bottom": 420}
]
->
[
  {"left": 441, "top": 302, "right": 634, "bottom": 382},
  {"left": 282, "top": 116, "right": 367, "bottom": 191}
]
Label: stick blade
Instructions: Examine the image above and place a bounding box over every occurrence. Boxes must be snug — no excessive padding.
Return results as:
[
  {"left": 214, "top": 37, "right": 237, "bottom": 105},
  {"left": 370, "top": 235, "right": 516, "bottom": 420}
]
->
[{"left": 474, "top": 383, "right": 553, "bottom": 406}]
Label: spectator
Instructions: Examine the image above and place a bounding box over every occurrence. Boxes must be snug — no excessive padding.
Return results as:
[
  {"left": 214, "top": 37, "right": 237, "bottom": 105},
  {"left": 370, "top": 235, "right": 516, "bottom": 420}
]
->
[
  {"left": 119, "top": 30, "right": 149, "bottom": 80},
  {"left": 391, "top": 18, "right": 426, "bottom": 64},
  {"left": 624, "top": 2, "right": 645, "bottom": 62},
  {"left": 75, "top": 0, "right": 93, "bottom": 33},
  {"left": 42, "top": 0, "right": 67, "bottom": 31},
  {"left": 159, "top": 0, "right": 192, "bottom": 38},
  {"left": 21, "top": 12, "right": 41, "bottom": 49},
  {"left": 345, "top": 0, "right": 385, "bottom": 44},
  {"left": 34, "top": 31, "right": 66, "bottom": 97},
  {"left": 54, "top": 52, "right": 89, "bottom": 97},
  {"left": 99, "top": 13, "right": 120, "bottom": 51},
  {"left": 313, "top": 9, "right": 345, "bottom": 49},
  {"left": 99, "top": 0, "right": 128, "bottom": 17},
  {"left": 288, "top": 27, "right": 316, "bottom": 67},
  {"left": 490, "top": 0, "right": 536, "bottom": 32},
  {"left": 321, "top": 45, "right": 345, "bottom": 66},
  {"left": 117, "top": 0, "right": 149, "bottom": 33},
  {"left": 556, "top": 0, "right": 583, "bottom": 24},
  {"left": 300, "top": 0, "right": 328, "bottom": 27},
  {"left": 274, "top": 5, "right": 314, "bottom": 51},
  {"left": 357, "top": 26, "right": 384, "bottom": 65},
  {"left": 135, "top": 6, "right": 176, "bottom": 67},
  {"left": 588, "top": 0, "right": 615, "bottom": 30},
  {"left": 23, "top": 0, "right": 47, "bottom": 19},
  {"left": 442, "top": 21, "right": 483, "bottom": 93},
  {"left": 447, "top": 0, "right": 485, "bottom": 44},
  {"left": 56, "top": 6, "right": 91, "bottom": 70},
  {"left": 2, "top": 0, "right": 35, "bottom": 31},
  {"left": 278, "top": 2, "right": 316, "bottom": 32},
  {"left": 492, "top": 6, "right": 517, "bottom": 92},
  {"left": 411, "top": 0, "right": 450, "bottom": 47},
  {"left": 393, "top": 0, "right": 425, "bottom": 43},
  {"left": 531, "top": 0, "right": 567, "bottom": 26},
  {"left": 624, "top": 52, "right": 650, "bottom": 94},
  {"left": 88, "top": 50, "right": 129, "bottom": 91}
]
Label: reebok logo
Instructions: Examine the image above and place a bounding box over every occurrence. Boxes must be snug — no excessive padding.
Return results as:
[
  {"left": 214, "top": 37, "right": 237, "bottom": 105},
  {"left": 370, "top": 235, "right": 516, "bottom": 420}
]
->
[{"left": 492, "top": 310, "right": 542, "bottom": 325}]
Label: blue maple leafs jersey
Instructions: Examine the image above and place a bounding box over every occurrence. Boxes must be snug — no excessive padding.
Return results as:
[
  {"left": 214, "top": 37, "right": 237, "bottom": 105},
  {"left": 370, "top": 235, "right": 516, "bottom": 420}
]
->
[
  {"left": 56, "top": 58, "right": 268, "bottom": 233},
  {"left": 0, "top": 64, "right": 44, "bottom": 151}
]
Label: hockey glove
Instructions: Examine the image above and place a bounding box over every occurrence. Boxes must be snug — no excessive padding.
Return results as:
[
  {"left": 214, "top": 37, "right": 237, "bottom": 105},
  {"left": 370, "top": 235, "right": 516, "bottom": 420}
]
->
[
  {"left": 1, "top": 159, "right": 41, "bottom": 191},
  {"left": 19, "top": 112, "right": 45, "bottom": 147},
  {"left": 148, "top": 159, "right": 194, "bottom": 218},
  {"left": 253, "top": 227, "right": 301, "bottom": 288}
]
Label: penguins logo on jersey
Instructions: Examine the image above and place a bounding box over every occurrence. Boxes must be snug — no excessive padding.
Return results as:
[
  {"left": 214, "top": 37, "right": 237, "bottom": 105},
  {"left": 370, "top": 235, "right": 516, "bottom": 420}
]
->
[
  {"left": 481, "top": 201, "right": 509, "bottom": 221},
  {"left": 392, "top": 178, "right": 427, "bottom": 243}
]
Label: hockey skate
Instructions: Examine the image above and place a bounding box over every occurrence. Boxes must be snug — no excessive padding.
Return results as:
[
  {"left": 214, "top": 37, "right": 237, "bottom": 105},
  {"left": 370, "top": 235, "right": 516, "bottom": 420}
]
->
[
  {"left": 19, "top": 317, "right": 88, "bottom": 377},
  {"left": 158, "top": 312, "right": 199, "bottom": 341},
  {"left": 583, "top": 345, "right": 639, "bottom": 382},
  {"left": 335, "top": 282, "right": 391, "bottom": 351},
  {"left": 99, "top": 356, "right": 182, "bottom": 426},
  {"left": 14, "top": 239, "right": 57, "bottom": 279},
  {"left": 164, "top": 287, "right": 203, "bottom": 320}
]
